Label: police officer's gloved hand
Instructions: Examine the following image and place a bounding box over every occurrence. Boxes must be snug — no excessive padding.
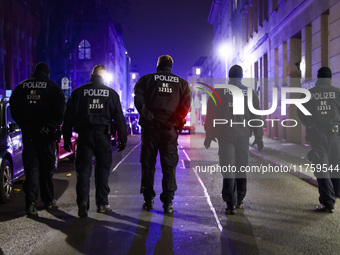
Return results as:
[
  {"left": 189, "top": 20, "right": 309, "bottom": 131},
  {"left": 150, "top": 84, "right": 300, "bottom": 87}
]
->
[
  {"left": 64, "top": 139, "right": 72, "bottom": 152},
  {"left": 164, "top": 120, "right": 176, "bottom": 130},
  {"left": 252, "top": 138, "right": 264, "bottom": 152},
  {"left": 142, "top": 105, "right": 155, "bottom": 121},
  {"left": 204, "top": 136, "right": 217, "bottom": 149},
  {"left": 117, "top": 141, "right": 126, "bottom": 152},
  {"left": 176, "top": 118, "right": 186, "bottom": 132},
  {"left": 307, "top": 150, "right": 313, "bottom": 161},
  {"left": 150, "top": 119, "right": 161, "bottom": 129}
]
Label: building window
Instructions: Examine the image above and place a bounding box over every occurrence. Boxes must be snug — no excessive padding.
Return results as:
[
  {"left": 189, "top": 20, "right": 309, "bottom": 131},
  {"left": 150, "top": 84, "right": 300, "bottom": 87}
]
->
[
  {"left": 249, "top": 5, "right": 253, "bottom": 38},
  {"left": 253, "top": 0, "right": 258, "bottom": 33},
  {"left": 78, "top": 39, "right": 91, "bottom": 60},
  {"left": 196, "top": 68, "right": 201, "bottom": 75},
  {"left": 259, "top": 0, "right": 263, "bottom": 26},
  {"left": 264, "top": 0, "right": 269, "bottom": 21},
  {"left": 233, "top": 0, "right": 238, "bottom": 12},
  {"left": 272, "top": 0, "right": 278, "bottom": 11},
  {"left": 275, "top": 48, "right": 278, "bottom": 87},
  {"left": 320, "top": 13, "right": 329, "bottom": 67}
]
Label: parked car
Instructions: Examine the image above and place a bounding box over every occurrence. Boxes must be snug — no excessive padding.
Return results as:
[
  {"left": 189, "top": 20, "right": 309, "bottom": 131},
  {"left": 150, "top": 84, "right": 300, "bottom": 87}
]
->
[
  {"left": 55, "top": 132, "right": 78, "bottom": 168},
  {"left": 0, "top": 97, "right": 24, "bottom": 203},
  {"left": 0, "top": 98, "right": 77, "bottom": 203},
  {"left": 181, "top": 113, "right": 195, "bottom": 134}
]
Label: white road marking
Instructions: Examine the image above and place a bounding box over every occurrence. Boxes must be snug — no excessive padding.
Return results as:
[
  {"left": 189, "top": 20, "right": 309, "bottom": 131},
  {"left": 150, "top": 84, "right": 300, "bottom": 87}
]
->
[
  {"left": 180, "top": 159, "right": 185, "bottom": 169},
  {"left": 182, "top": 148, "right": 235, "bottom": 254},
  {"left": 111, "top": 142, "right": 141, "bottom": 172},
  {"left": 183, "top": 148, "right": 223, "bottom": 231}
]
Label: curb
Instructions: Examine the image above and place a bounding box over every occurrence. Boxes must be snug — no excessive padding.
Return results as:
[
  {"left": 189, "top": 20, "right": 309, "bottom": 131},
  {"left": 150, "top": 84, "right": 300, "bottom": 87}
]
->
[{"left": 249, "top": 148, "right": 318, "bottom": 188}]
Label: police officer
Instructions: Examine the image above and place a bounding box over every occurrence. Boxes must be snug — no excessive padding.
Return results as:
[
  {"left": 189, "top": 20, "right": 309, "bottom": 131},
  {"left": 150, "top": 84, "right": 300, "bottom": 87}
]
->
[
  {"left": 204, "top": 65, "right": 263, "bottom": 215},
  {"left": 134, "top": 55, "right": 191, "bottom": 213},
  {"left": 298, "top": 67, "right": 340, "bottom": 213},
  {"left": 10, "top": 62, "right": 65, "bottom": 216},
  {"left": 63, "top": 64, "right": 127, "bottom": 217}
]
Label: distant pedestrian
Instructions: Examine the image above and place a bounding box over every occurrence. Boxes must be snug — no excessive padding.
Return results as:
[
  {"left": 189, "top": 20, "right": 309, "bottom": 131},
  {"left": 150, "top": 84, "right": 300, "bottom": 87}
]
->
[
  {"left": 298, "top": 66, "right": 340, "bottom": 213},
  {"left": 63, "top": 64, "right": 127, "bottom": 217},
  {"left": 134, "top": 55, "right": 191, "bottom": 213},
  {"left": 204, "top": 65, "right": 263, "bottom": 214},
  {"left": 10, "top": 62, "right": 65, "bottom": 216}
]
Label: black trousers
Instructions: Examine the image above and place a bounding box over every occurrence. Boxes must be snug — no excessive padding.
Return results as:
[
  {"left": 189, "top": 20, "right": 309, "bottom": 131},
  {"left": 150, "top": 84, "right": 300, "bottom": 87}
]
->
[
  {"left": 310, "top": 133, "right": 340, "bottom": 209},
  {"left": 140, "top": 126, "right": 179, "bottom": 204},
  {"left": 218, "top": 136, "right": 249, "bottom": 207},
  {"left": 22, "top": 131, "right": 56, "bottom": 205},
  {"left": 75, "top": 129, "right": 112, "bottom": 207}
]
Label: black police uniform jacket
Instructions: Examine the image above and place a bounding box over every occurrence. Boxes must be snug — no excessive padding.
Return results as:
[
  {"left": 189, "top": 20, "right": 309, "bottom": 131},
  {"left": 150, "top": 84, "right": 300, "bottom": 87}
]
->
[
  {"left": 298, "top": 79, "right": 340, "bottom": 130},
  {"left": 63, "top": 75, "right": 127, "bottom": 142},
  {"left": 10, "top": 71, "right": 65, "bottom": 130},
  {"left": 204, "top": 79, "right": 263, "bottom": 140},
  {"left": 134, "top": 66, "right": 191, "bottom": 127}
]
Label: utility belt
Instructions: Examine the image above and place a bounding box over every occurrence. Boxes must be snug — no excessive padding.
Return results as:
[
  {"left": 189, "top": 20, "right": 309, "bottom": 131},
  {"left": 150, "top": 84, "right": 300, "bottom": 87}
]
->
[
  {"left": 147, "top": 118, "right": 186, "bottom": 132},
  {"left": 40, "top": 126, "right": 61, "bottom": 142},
  {"left": 23, "top": 125, "right": 61, "bottom": 142},
  {"left": 148, "top": 119, "right": 174, "bottom": 130},
  {"left": 77, "top": 125, "right": 110, "bottom": 134}
]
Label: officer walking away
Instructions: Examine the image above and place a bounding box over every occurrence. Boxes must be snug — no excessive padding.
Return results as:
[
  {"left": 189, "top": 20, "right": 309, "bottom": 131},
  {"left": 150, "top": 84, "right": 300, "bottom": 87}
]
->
[
  {"left": 134, "top": 55, "right": 191, "bottom": 213},
  {"left": 204, "top": 65, "right": 263, "bottom": 215},
  {"left": 63, "top": 64, "right": 127, "bottom": 218},
  {"left": 298, "top": 67, "right": 340, "bottom": 213},
  {"left": 10, "top": 62, "right": 65, "bottom": 216}
]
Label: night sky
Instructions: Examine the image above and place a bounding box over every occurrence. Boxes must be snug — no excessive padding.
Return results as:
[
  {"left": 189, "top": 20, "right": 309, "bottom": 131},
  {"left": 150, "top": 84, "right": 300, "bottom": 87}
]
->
[{"left": 117, "top": 0, "right": 214, "bottom": 79}]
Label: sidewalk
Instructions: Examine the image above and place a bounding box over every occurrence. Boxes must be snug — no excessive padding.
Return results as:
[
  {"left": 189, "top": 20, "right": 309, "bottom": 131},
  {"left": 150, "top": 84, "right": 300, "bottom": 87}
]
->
[{"left": 249, "top": 136, "right": 317, "bottom": 187}]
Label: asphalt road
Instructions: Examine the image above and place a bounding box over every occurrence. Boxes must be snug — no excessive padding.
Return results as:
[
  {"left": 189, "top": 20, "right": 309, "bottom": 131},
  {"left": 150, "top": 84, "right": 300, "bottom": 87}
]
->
[{"left": 0, "top": 133, "right": 340, "bottom": 255}]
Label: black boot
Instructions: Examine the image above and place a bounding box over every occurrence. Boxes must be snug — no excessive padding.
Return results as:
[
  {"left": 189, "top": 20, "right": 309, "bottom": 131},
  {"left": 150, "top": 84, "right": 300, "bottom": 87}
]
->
[
  {"left": 78, "top": 200, "right": 88, "bottom": 218},
  {"left": 97, "top": 204, "right": 112, "bottom": 214},
  {"left": 163, "top": 202, "right": 173, "bottom": 214},
  {"left": 44, "top": 199, "right": 58, "bottom": 210},
  {"left": 225, "top": 204, "right": 236, "bottom": 215},
  {"left": 142, "top": 199, "right": 154, "bottom": 211},
  {"left": 315, "top": 204, "right": 334, "bottom": 213},
  {"left": 26, "top": 202, "right": 38, "bottom": 217},
  {"left": 236, "top": 201, "right": 244, "bottom": 209}
]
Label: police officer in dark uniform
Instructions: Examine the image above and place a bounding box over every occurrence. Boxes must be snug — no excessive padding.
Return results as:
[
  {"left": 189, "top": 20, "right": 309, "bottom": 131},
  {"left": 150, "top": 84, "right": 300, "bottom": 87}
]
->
[
  {"left": 298, "top": 67, "right": 340, "bottom": 213},
  {"left": 134, "top": 55, "right": 191, "bottom": 213},
  {"left": 204, "top": 65, "right": 263, "bottom": 215},
  {"left": 63, "top": 64, "right": 127, "bottom": 217},
  {"left": 10, "top": 62, "right": 65, "bottom": 216}
]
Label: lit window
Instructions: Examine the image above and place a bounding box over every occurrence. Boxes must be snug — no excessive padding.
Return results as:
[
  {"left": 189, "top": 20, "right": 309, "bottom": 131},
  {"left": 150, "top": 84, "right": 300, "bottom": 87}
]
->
[
  {"left": 233, "top": 0, "right": 238, "bottom": 11},
  {"left": 78, "top": 40, "right": 91, "bottom": 60},
  {"left": 132, "top": 73, "right": 136, "bottom": 80},
  {"left": 196, "top": 68, "right": 201, "bottom": 76}
]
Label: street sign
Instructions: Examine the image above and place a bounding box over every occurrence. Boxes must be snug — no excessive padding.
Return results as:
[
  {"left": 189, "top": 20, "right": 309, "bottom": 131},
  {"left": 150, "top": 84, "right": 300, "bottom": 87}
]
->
[{"left": 61, "top": 77, "right": 70, "bottom": 89}]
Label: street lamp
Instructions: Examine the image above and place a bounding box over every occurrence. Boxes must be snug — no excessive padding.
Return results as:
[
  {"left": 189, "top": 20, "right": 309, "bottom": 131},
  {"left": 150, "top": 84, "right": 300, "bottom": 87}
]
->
[
  {"left": 218, "top": 43, "right": 232, "bottom": 58},
  {"left": 104, "top": 72, "right": 113, "bottom": 83},
  {"left": 218, "top": 43, "right": 232, "bottom": 78}
]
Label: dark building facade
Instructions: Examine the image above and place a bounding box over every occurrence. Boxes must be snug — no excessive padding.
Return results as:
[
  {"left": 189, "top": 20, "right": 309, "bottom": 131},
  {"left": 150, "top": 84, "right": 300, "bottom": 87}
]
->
[
  {"left": 196, "top": 0, "right": 340, "bottom": 144},
  {"left": 0, "top": 1, "right": 130, "bottom": 111},
  {"left": 69, "top": 4, "right": 129, "bottom": 110},
  {"left": 0, "top": 0, "right": 41, "bottom": 96}
]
